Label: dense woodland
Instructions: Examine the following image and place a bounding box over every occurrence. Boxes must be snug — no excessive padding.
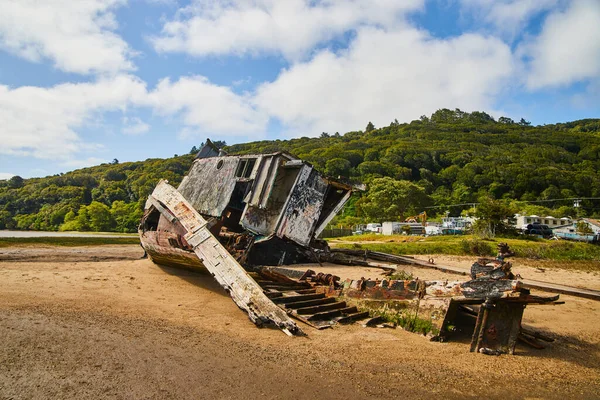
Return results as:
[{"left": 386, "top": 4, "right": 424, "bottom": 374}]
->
[{"left": 1, "top": 109, "right": 599, "bottom": 232}]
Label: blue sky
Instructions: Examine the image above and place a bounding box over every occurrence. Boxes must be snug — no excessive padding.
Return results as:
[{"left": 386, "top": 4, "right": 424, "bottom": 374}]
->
[{"left": 0, "top": 0, "right": 599, "bottom": 179}]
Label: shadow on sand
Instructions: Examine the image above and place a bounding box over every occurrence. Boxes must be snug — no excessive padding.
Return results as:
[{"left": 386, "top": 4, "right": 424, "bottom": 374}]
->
[
  {"left": 447, "top": 310, "right": 600, "bottom": 369},
  {"left": 155, "top": 263, "right": 230, "bottom": 298}
]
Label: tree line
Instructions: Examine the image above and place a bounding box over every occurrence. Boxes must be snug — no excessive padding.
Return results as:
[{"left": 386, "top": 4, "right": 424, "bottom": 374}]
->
[{"left": 1, "top": 109, "right": 599, "bottom": 232}]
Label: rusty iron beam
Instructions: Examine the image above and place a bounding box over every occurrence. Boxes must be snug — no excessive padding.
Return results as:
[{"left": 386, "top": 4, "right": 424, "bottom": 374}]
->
[
  {"left": 470, "top": 306, "right": 485, "bottom": 352},
  {"left": 147, "top": 180, "right": 303, "bottom": 336},
  {"left": 336, "top": 311, "right": 370, "bottom": 324},
  {"left": 272, "top": 293, "right": 326, "bottom": 304},
  {"left": 283, "top": 297, "right": 337, "bottom": 310},
  {"left": 295, "top": 301, "right": 348, "bottom": 315},
  {"left": 307, "top": 309, "right": 345, "bottom": 321}
]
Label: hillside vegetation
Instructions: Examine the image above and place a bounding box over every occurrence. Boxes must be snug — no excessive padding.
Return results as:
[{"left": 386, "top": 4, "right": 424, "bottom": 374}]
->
[{"left": 1, "top": 109, "right": 599, "bottom": 233}]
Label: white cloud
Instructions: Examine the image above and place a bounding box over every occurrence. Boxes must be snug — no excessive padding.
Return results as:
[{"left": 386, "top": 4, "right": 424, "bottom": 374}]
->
[
  {"left": 255, "top": 27, "right": 514, "bottom": 135},
  {"left": 143, "top": 76, "right": 268, "bottom": 136},
  {"left": 0, "top": 0, "right": 134, "bottom": 74},
  {"left": 0, "top": 172, "right": 15, "bottom": 180},
  {"left": 519, "top": 0, "right": 600, "bottom": 89},
  {"left": 122, "top": 117, "right": 150, "bottom": 135},
  {"left": 151, "top": 0, "right": 424, "bottom": 60},
  {"left": 460, "top": 0, "right": 558, "bottom": 39},
  {"left": 0, "top": 75, "right": 147, "bottom": 160},
  {"left": 0, "top": 74, "right": 268, "bottom": 163},
  {"left": 570, "top": 79, "right": 600, "bottom": 109}
]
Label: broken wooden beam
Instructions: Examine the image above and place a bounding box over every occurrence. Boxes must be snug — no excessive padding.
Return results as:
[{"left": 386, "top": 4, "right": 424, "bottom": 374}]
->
[{"left": 518, "top": 333, "right": 545, "bottom": 349}]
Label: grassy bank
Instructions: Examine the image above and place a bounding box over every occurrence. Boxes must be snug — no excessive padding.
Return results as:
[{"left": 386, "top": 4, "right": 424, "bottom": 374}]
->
[
  {"left": 0, "top": 236, "right": 141, "bottom": 247},
  {"left": 329, "top": 234, "right": 600, "bottom": 262}
]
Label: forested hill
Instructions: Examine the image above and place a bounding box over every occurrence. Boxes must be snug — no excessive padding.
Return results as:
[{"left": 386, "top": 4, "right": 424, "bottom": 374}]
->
[{"left": 1, "top": 109, "right": 599, "bottom": 232}]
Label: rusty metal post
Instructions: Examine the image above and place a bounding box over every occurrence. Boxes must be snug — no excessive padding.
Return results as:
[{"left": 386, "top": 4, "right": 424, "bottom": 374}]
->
[
  {"left": 474, "top": 298, "right": 494, "bottom": 352},
  {"left": 470, "top": 306, "right": 485, "bottom": 352}
]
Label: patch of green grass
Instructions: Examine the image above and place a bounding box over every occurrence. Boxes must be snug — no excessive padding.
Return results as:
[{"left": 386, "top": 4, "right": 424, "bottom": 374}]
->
[
  {"left": 329, "top": 234, "right": 600, "bottom": 262},
  {"left": 388, "top": 270, "right": 414, "bottom": 280},
  {"left": 459, "top": 238, "right": 495, "bottom": 256},
  {"left": 376, "top": 309, "right": 438, "bottom": 336},
  {"left": 503, "top": 239, "right": 600, "bottom": 261},
  {"left": 0, "top": 236, "right": 141, "bottom": 247}
]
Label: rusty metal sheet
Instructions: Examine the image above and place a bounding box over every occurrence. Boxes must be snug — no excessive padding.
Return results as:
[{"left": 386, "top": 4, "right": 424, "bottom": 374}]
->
[
  {"left": 148, "top": 180, "right": 303, "bottom": 336},
  {"left": 460, "top": 279, "right": 521, "bottom": 299},
  {"left": 478, "top": 302, "right": 525, "bottom": 355},
  {"left": 276, "top": 167, "right": 327, "bottom": 246},
  {"left": 177, "top": 157, "right": 239, "bottom": 217}
]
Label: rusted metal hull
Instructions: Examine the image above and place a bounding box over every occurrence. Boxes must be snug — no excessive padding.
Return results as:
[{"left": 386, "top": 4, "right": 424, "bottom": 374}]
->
[{"left": 140, "top": 231, "right": 205, "bottom": 271}]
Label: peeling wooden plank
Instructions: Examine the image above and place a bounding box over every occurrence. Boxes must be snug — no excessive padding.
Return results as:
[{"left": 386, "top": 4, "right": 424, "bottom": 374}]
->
[{"left": 148, "top": 180, "right": 303, "bottom": 336}]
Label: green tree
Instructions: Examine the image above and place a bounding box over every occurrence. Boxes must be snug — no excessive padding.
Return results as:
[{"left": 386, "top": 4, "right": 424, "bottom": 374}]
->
[
  {"left": 473, "top": 196, "right": 517, "bottom": 237},
  {"left": 8, "top": 175, "right": 24, "bottom": 189},
  {"left": 518, "top": 118, "right": 531, "bottom": 126},
  {"left": 357, "top": 177, "right": 432, "bottom": 222},
  {"left": 103, "top": 169, "right": 127, "bottom": 181},
  {"left": 365, "top": 121, "right": 375, "bottom": 132},
  {"left": 110, "top": 201, "right": 143, "bottom": 232},
  {"left": 325, "top": 158, "right": 351, "bottom": 178},
  {"left": 498, "top": 116, "right": 515, "bottom": 124},
  {"left": 0, "top": 211, "right": 14, "bottom": 229},
  {"left": 64, "top": 203, "right": 114, "bottom": 232},
  {"left": 86, "top": 201, "right": 115, "bottom": 231},
  {"left": 75, "top": 205, "right": 91, "bottom": 231},
  {"left": 14, "top": 214, "right": 36, "bottom": 230}
]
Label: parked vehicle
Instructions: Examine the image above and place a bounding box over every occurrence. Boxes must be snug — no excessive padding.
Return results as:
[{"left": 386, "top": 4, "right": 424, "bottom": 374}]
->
[
  {"left": 365, "top": 223, "right": 382, "bottom": 234},
  {"left": 524, "top": 223, "right": 553, "bottom": 238}
]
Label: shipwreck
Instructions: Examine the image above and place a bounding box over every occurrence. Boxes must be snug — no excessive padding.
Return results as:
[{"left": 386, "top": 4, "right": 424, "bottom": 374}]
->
[
  {"left": 140, "top": 140, "right": 360, "bottom": 270},
  {"left": 139, "top": 141, "right": 564, "bottom": 353},
  {"left": 139, "top": 140, "right": 362, "bottom": 335}
]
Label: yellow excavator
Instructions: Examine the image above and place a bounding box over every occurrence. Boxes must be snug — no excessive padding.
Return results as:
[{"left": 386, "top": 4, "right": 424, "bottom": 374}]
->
[{"left": 405, "top": 211, "right": 427, "bottom": 226}]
